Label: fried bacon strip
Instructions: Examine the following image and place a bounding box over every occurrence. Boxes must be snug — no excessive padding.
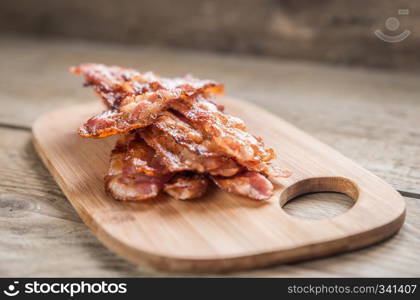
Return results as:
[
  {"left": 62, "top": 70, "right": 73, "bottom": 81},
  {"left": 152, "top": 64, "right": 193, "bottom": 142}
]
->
[
  {"left": 71, "top": 64, "right": 223, "bottom": 138},
  {"left": 139, "top": 111, "right": 242, "bottom": 177},
  {"left": 212, "top": 171, "right": 274, "bottom": 201},
  {"left": 121, "top": 131, "right": 169, "bottom": 177},
  {"left": 71, "top": 63, "right": 223, "bottom": 109},
  {"left": 140, "top": 129, "right": 241, "bottom": 177},
  {"left": 70, "top": 64, "right": 140, "bottom": 109},
  {"left": 78, "top": 91, "right": 181, "bottom": 138},
  {"left": 169, "top": 95, "right": 279, "bottom": 175},
  {"left": 164, "top": 173, "right": 209, "bottom": 200},
  {"left": 105, "top": 132, "right": 211, "bottom": 201},
  {"left": 104, "top": 133, "right": 171, "bottom": 201}
]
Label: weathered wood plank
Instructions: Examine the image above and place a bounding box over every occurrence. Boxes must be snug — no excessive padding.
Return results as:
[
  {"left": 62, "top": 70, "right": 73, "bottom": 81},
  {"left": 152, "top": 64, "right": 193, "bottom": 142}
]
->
[
  {"left": 0, "top": 127, "right": 419, "bottom": 276},
  {"left": 0, "top": 36, "right": 419, "bottom": 194}
]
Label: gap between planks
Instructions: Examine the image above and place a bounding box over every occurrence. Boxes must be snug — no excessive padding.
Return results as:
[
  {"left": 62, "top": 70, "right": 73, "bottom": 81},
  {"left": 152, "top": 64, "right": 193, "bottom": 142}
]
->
[
  {"left": 398, "top": 191, "right": 420, "bottom": 200},
  {"left": 0, "top": 122, "right": 31, "bottom": 131}
]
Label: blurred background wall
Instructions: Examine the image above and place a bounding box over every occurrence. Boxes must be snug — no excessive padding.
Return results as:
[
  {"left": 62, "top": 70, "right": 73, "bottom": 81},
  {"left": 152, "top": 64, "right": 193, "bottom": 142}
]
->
[{"left": 1, "top": 0, "right": 418, "bottom": 70}]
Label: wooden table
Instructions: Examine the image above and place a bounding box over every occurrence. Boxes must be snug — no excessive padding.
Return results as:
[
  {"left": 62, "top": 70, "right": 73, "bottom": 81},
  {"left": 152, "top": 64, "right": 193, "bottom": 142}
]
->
[{"left": 1, "top": 36, "right": 419, "bottom": 277}]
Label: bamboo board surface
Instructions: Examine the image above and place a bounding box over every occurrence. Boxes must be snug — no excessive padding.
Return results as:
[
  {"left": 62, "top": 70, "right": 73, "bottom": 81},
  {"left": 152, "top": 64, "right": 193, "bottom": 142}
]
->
[{"left": 32, "top": 96, "right": 406, "bottom": 272}]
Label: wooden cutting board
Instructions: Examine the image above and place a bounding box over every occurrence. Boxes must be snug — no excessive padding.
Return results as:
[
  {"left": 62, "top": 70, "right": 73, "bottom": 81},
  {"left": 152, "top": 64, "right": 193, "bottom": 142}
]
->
[{"left": 32, "top": 96, "right": 406, "bottom": 272}]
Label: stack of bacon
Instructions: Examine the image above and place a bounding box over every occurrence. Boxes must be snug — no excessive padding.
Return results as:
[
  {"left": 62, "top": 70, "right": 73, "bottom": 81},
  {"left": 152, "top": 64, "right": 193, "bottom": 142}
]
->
[{"left": 70, "top": 64, "right": 290, "bottom": 201}]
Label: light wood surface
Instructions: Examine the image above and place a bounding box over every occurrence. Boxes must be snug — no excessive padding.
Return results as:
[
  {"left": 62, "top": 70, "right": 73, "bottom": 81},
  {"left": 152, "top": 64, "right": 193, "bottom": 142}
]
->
[
  {"left": 0, "top": 36, "right": 419, "bottom": 276},
  {"left": 32, "top": 97, "right": 406, "bottom": 272}
]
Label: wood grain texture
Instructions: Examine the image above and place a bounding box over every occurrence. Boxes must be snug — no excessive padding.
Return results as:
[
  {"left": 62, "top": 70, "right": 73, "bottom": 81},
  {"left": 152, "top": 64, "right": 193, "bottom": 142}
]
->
[
  {"left": 32, "top": 97, "right": 406, "bottom": 272},
  {"left": 0, "top": 127, "right": 418, "bottom": 276},
  {"left": 1, "top": 36, "right": 419, "bottom": 195}
]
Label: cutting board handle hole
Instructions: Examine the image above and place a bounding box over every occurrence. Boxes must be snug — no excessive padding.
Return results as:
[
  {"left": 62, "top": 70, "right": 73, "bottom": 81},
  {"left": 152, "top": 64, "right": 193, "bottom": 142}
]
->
[{"left": 280, "top": 177, "right": 358, "bottom": 220}]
